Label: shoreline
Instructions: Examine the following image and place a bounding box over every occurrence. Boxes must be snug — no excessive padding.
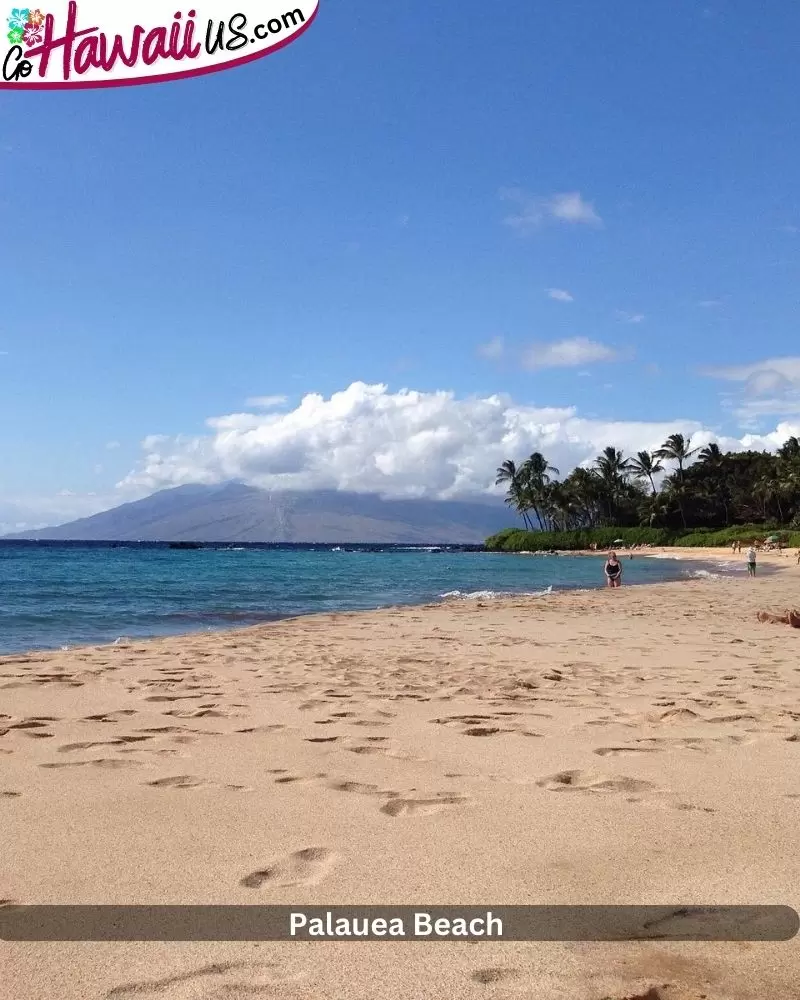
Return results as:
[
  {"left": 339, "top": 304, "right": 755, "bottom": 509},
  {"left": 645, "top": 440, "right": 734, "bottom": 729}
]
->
[
  {"left": 1, "top": 546, "right": 794, "bottom": 661},
  {"left": 0, "top": 546, "right": 780, "bottom": 660}
]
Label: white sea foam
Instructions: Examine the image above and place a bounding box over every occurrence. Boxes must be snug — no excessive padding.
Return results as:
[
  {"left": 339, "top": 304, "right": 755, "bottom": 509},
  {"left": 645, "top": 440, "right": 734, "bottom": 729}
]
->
[
  {"left": 439, "top": 586, "right": 553, "bottom": 600},
  {"left": 683, "top": 568, "right": 722, "bottom": 580}
]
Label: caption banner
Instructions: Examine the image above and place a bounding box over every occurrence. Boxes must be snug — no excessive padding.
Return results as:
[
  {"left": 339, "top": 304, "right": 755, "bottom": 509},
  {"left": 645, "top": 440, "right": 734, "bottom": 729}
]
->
[{"left": 0, "top": 905, "right": 797, "bottom": 941}]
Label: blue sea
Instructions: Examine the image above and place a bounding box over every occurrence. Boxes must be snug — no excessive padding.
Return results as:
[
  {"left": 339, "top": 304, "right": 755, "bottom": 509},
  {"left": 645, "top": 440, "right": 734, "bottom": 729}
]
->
[{"left": 0, "top": 542, "right": 736, "bottom": 655}]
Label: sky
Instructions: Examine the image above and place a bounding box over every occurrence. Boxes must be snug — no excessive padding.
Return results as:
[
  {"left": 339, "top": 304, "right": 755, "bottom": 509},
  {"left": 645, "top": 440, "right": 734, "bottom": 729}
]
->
[{"left": 3, "top": 0, "right": 800, "bottom": 530}]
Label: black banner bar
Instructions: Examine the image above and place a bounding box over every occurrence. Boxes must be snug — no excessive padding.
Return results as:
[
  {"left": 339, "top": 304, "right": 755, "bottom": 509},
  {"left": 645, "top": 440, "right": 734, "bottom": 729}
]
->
[{"left": 0, "top": 905, "right": 797, "bottom": 941}]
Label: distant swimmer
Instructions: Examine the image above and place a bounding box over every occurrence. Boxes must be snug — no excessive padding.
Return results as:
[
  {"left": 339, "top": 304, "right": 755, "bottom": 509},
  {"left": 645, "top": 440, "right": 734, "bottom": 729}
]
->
[{"left": 604, "top": 551, "right": 623, "bottom": 589}]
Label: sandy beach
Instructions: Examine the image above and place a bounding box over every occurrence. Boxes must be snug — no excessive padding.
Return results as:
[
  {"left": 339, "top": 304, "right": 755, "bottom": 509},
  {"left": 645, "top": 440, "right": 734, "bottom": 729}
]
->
[{"left": 3, "top": 549, "right": 800, "bottom": 999}]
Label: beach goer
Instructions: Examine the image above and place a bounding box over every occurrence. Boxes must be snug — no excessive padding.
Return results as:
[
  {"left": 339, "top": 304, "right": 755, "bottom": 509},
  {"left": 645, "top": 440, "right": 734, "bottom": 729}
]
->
[
  {"left": 757, "top": 609, "right": 800, "bottom": 628},
  {"left": 604, "top": 551, "right": 623, "bottom": 588},
  {"left": 746, "top": 544, "right": 757, "bottom": 577}
]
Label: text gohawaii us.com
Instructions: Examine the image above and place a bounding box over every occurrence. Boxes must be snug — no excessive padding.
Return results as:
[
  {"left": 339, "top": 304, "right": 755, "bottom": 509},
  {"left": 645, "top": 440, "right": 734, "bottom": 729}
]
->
[{"left": 2, "top": 0, "right": 319, "bottom": 88}]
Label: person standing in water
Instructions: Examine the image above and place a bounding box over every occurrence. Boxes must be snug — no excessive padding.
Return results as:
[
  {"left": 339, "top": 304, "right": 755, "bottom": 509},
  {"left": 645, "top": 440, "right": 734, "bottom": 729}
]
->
[
  {"left": 746, "top": 544, "right": 757, "bottom": 577},
  {"left": 604, "top": 551, "right": 623, "bottom": 588}
]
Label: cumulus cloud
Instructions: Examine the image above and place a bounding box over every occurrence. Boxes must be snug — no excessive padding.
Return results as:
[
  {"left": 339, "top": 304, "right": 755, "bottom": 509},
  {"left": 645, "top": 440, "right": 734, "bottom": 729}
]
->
[
  {"left": 547, "top": 288, "right": 574, "bottom": 303},
  {"left": 114, "top": 382, "right": 800, "bottom": 502},
  {"left": 500, "top": 189, "right": 602, "bottom": 231},
  {"left": 704, "top": 355, "right": 800, "bottom": 425},
  {"left": 522, "top": 337, "right": 619, "bottom": 369}
]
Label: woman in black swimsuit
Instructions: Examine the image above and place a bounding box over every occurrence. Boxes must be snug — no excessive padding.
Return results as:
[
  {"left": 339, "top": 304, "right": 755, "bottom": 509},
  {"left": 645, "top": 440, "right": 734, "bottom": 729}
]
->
[{"left": 604, "top": 551, "right": 623, "bottom": 588}]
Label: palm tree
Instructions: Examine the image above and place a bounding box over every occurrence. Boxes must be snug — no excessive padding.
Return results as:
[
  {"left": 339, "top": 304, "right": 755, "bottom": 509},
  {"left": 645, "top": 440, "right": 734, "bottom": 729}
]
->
[
  {"left": 698, "top": 442, "right": 725, "bottom": 466},
  {"left": 495, "top": 459, "right": 518, "bottom": 489},
  {"left": 518, "top": 452, "right": 559, "bottom": 530},
  {"left": 593, "top": 447, "right": 631, "bottom": 523},
  {"left": 628, "top": 450, "right": 663, "bottom": 494},
  {"left": 594, "top": 446, "right": 630, "bottom": 481},
  {"left": 520, "top": 452, "right": 559, "bottom": 488},
  {"left": 655, "top": 433, "right": 699, "bottom": 481},
  {"left": 495, "top": 459, "right": 534, "bottom": 529},
  {"left": 778, "top": 436, "right": 800, "bottom": 463},
  {"left": 655, "top": 434, "right": 699, "bottom": 528}
]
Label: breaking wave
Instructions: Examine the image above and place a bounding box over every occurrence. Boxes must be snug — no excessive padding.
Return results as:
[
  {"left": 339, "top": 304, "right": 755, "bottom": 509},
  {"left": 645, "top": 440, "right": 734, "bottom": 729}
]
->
[{"left": 439, "top": 585, "right": 554, "bottom": 600}]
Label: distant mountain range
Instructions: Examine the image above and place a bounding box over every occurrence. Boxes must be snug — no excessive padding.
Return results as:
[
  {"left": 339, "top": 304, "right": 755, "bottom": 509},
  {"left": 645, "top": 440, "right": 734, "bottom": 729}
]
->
[{"left": 2, "top": 483, "right": 515, "bottom": 544}]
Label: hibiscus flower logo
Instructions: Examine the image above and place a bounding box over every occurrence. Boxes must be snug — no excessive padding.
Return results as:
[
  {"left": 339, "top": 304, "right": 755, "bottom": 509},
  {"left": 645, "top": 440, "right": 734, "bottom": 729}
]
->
[
  {"left": 22, "top": 19, "right": 41, "bottom": 44},
  {"left": 7, "top": 24, "right": 23, "bottom": 43},
  {"left": 27, "top": 7, "right": 43, "bottom": 25},
  {"left": 6, "top": 7, "right": 29, "bottom": 30}
]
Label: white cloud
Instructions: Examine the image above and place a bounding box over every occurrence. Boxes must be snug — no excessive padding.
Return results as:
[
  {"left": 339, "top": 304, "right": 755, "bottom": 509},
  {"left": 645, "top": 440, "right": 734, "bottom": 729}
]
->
[
  {"left": 522, "top": 337, "right": 619, "bottom": 369},
  {"left": 704, "top": 355, "right": 800, "bottom": 425},
  {"left": 615, "top": 310, "right": 645, "bottom": 324},
  {"left": 114, "top": 382, "right": 800, "bottom": 503},
  {"left": 501, "top": 189, "right": 602, "bottom": 231},
  {"left": 5, "top": 382, "right": 800, "bottom": 532},
  {"left": 477, "top": 336, "right": 505, "bottom": 360},
  {"left": 245, "top": 395, "right": 289, "bottom": 408},
  {"left": 698, "top": 299, "right": 722, "bottom": 308},
  {"left": 105, "top": 440, "right": 121, "bottom": 450},
  {"left": 547, "top": 288, "right": 574, "bottom": 303}
]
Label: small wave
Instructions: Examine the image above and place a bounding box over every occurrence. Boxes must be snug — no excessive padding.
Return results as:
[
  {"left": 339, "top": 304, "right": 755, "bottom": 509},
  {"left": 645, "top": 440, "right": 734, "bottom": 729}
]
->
[
  {"left": 439, "top": 586, "right": 553, "bottom": 600},
  {"left": 683, "top": 569, "right": 721, "bottom": 580}
]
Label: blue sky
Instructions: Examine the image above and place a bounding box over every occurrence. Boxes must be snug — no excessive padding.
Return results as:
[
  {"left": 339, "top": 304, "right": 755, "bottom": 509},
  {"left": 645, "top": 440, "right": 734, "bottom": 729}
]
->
[{"left": 3, "top": 0, "right": 800, "bottom": 528}]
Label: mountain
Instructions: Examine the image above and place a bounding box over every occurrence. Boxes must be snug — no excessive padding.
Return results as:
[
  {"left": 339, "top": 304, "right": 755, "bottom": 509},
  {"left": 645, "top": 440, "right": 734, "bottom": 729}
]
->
[{"left": 2, "top": 483, "right": 515, "bottom": 543}]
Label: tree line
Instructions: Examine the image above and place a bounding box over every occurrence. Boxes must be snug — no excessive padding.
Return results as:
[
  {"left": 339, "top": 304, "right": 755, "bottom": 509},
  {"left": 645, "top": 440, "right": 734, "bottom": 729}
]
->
[{"left": 494, "top": 434, "right": 800, "bottom": 532}]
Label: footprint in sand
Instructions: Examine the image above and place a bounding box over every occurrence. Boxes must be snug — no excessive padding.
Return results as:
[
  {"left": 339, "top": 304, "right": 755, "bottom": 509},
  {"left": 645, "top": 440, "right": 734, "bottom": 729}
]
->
[
  {"left": 652, "top": 708, "right": 703, "bottom": 724},
  {"left": 147, "top": 775, "right": 209, "bottom": 790},
  {"left": 471, "top": 967, "right": 520, "bottom": 984},
  {"left": 41, "top": 759, "right": 143, "bottom": 770},
  {"left": 327, "top": 779, "right": 389, "bottom": 796},
  {"left": 536, "top": 770, "right": 655, "bottom": 794},
  {"left": 380, "top": 794, "right": 469, "bottom": 817},
  {"left": 83, "top": 710, "right": 137, "bottom": 723},
  {"left": 240, "top": 847, "right": 338, "bottom": 889},
  {"left": 106, "top": 960, "right": 305, "bottom": 998}
]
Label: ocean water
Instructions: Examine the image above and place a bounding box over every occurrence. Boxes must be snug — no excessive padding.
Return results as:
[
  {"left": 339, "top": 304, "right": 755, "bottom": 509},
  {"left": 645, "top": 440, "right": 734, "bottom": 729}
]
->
[{"left": 0, "top": 542, "right": 737, "bottom": 655}]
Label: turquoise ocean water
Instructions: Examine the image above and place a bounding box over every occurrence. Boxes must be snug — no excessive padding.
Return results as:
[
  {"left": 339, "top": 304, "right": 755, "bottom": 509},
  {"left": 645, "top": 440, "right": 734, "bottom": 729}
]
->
[{"left": 0, "top": 542, "right": 738, "bottom": 655}]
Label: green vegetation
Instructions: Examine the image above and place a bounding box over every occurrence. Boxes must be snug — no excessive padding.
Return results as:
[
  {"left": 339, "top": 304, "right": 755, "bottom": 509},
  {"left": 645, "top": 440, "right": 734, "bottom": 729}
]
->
[{"left": 488, "top": 435, "right": 800, "bottom": 551}]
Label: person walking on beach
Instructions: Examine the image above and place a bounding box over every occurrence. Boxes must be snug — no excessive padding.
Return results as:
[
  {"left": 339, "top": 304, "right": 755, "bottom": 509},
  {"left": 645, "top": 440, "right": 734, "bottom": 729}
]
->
[
  {"left": 746, "top": 544, "right": 757, "bottom": 578},
  {"left": 604, "top": 551, "right": 623, "bottom": 588}
]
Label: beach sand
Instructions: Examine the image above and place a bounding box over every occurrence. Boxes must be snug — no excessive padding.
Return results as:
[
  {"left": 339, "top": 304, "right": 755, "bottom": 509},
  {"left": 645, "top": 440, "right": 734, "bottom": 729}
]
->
[{"left": 3, "top": 549, "right": 800, "bottom": 999}]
